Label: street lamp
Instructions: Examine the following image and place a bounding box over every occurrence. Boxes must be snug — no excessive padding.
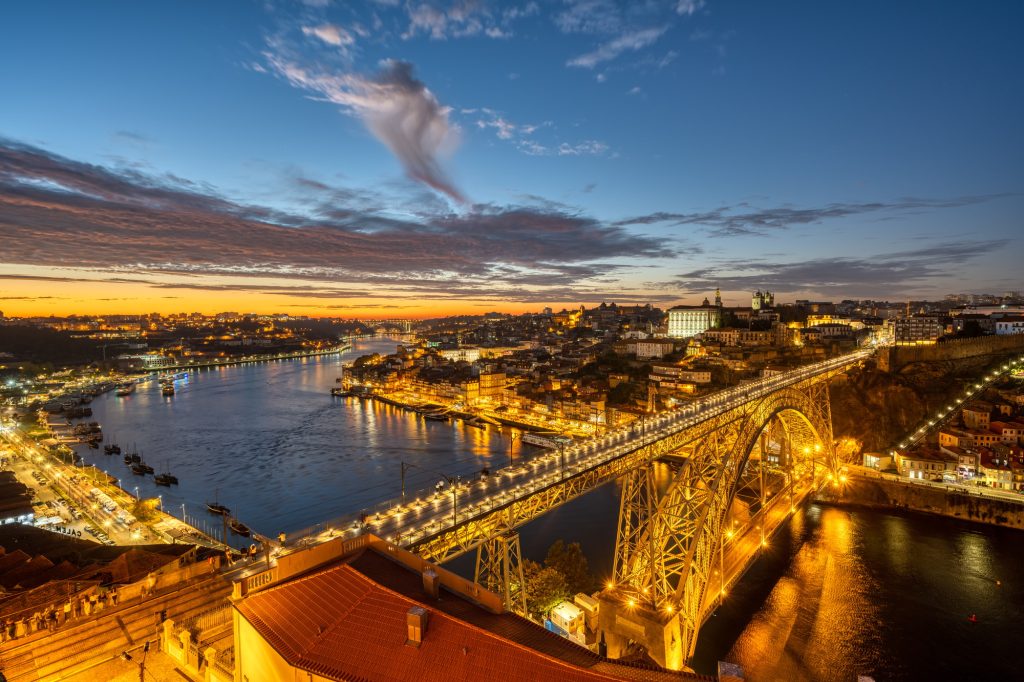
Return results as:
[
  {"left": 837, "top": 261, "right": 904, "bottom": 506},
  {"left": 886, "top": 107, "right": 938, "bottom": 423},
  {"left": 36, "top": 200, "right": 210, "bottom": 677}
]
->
[
  {"left": 509, "top": 431, "right": 518, "bottom": 468},
  {"left": 134, "top": 486, "right": 139, "bottom": 499}
]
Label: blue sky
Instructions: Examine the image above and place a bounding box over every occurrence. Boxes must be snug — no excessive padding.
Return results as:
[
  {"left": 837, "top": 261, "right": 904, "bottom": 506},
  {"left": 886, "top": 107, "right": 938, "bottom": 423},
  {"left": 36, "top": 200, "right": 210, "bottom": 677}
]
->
[{"left": 0, "top": 1, "right": 1021, "bottom": 316}]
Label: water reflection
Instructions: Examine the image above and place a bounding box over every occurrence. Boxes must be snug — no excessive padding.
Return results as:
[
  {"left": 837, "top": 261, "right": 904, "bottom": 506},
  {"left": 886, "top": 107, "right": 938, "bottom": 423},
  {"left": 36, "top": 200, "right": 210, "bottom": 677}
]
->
[
  {"left": 694, "top": 506, "right": 1024, "bottom": 681},
  {"left": 75, "top": 338, "right": 533, "bottom": 546}
]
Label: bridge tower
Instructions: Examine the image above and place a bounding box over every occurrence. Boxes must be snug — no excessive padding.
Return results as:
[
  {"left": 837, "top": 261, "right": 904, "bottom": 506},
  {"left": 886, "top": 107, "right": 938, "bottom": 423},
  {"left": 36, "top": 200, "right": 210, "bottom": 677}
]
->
[
  {"left": 599, "top": 379, "right": 839, "bottom": 670},
  {"left": 474, "top": 530, "right": 527, "bottom": 615}
]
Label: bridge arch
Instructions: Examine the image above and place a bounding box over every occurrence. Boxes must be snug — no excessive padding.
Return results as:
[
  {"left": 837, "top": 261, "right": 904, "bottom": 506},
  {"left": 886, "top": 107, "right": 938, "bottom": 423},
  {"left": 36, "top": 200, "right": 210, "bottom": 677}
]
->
[{"left": 607, "top": 384, "right": 836, "bottom": 668}]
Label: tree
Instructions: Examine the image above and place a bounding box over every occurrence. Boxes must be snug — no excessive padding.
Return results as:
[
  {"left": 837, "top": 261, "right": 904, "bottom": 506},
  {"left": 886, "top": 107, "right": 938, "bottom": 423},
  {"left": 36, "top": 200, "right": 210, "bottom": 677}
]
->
[
  {"left": 522, "top": 559, "right": 569, "bottom": 619},
  {"left": 544, "top": 540, "right": 595, "bottom": 595}
]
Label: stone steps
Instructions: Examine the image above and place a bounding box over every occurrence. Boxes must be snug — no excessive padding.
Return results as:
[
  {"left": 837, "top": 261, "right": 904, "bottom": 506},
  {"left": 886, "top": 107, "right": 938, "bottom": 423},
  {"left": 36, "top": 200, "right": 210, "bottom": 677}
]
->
[{"left": 0, "top": 573, "right": 231, "bottom": 681}]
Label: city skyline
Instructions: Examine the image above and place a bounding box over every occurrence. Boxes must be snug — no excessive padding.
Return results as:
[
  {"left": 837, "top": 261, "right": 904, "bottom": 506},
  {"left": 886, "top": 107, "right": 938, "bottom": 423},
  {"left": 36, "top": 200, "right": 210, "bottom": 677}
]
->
[{"left": 2, "top": 0, "right": 1022, "bottom": 317}]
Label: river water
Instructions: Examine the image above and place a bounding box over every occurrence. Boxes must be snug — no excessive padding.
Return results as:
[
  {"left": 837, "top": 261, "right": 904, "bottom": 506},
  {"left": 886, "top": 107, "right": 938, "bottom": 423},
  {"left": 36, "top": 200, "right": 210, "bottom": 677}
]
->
[{"left": 75, "top": 343, "right": 1024, "bottom": 681}]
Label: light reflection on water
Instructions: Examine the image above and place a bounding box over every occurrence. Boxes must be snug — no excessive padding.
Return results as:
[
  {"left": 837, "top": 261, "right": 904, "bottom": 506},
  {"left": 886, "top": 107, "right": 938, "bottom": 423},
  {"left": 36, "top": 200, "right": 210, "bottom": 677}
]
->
[
  {"left": 75, "top": 338, "right": 535, "bottom": 546},
  {"left": 73, "top": 351, "right": 1024, "bottom": 679},
  {"left": 692, "top": 505, "right": 1024, "bottom": 681}
]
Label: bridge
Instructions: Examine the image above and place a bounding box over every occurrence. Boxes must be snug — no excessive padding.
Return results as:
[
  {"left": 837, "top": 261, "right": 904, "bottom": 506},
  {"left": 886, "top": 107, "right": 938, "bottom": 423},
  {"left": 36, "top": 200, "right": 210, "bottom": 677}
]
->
[{"left": 282, "top": 349, "right": 874, "bottom": 670}]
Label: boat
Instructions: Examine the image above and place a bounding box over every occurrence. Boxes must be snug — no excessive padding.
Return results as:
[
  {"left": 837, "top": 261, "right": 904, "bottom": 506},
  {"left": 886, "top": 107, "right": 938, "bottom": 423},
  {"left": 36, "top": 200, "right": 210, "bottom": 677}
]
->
[
  {"left": 229, "top": 518, "right": 250, "bottom": 537},
  {"left": 207, "top": 502, "right": 230, "bottom": 515},
  {"left": 162, "top": 384, "right": 175, "bottom": 396},
  {"left": 521, "top": 432, "right": 574, "bottom": 449},
  {"left": 154, "top": 461, "right": 178, "bottom": 486},
  {"left": 464, "top": 418, "right": 487, "bottom": 430},
  {"left": 207, "top": 489, "right": 230, "bottom": 515},
  {"left": 330, "top": 387, "right": 353, "bottom": 397},
  {"left": 123, "top": 454, "right": 134, "bottom": 465},
  {"left": 130, "top": 463, "right": 152, "bottom": 475},
  {"left": 104, "top": 443, "right": 121, "bottom": 455},
  {"left": 115, "top": 383, "right": 136, "bottom": 396}
]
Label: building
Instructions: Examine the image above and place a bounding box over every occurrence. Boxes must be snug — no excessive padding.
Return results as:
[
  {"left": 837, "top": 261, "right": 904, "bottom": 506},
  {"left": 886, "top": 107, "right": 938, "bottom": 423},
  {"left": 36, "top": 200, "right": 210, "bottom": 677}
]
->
[
  {"left": 962, "top": 402, "right": 992, "bottom": 430},
  {"left": 894, "top": 448, "right": 956, "bottom": 481},
  {"left": 892, "top": 315, "right": 942, "bottom": 345},
  {"left": 995, "top": 317, "right": 1024, "bottom": 335},
  {"left": 634, "top": 339, "right": 676, "bottom": 360},
  {"left": 231, "top": 535, "right": 698, "bottom": 682},
  {"left": 666, "top": 291, "right": 722, "bottom": 339},
  {"left": 751, "top": 290, "right": 775, "bottom": 311}
]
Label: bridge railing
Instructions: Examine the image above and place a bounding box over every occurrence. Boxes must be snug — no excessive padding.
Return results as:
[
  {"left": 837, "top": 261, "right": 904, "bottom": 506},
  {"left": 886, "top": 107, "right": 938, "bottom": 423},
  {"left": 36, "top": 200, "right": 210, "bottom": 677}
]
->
[{"left": 282, "top": 349, "right": 874, "bottom": 550}]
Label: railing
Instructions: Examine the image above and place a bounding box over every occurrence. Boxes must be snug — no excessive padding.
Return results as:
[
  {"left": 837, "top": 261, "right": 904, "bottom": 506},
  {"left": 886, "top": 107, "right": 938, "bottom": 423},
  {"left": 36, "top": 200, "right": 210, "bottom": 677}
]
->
[
  {"left": 180, "top": 604, "right": 232, "bottom": 639},
  {"left": 282, "top": 349, "right": 873, "bottom": 552}
]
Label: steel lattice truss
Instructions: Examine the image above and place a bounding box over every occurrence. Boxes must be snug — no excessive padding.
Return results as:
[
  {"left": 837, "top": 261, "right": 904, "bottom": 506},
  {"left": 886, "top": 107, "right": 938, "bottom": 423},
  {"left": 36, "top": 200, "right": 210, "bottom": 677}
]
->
[
  {"left": 612, "top": 381, "right": 839, "bottom": 661},
  {"left": 408, "top": 366, "right": 850, "bottom": 566},
  {"left": 474, "top": 531, "right": 527, "bottom": 615}
]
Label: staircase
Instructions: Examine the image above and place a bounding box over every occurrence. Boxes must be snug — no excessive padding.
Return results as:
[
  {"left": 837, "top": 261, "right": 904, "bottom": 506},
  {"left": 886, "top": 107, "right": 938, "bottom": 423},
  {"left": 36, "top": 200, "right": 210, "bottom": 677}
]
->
[{"left": 0, "top": 572, "right": 232, "bottom": 681}]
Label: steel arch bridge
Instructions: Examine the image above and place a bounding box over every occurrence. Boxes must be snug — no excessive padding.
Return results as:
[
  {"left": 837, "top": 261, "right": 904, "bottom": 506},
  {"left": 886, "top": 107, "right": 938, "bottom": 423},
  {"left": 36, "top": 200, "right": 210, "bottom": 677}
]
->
[
  {"left": 600, "top": 381, "right": 837, "bottom": 669},
  {"left": 396, "top": 353, "right": 867, "bottom": 669}
]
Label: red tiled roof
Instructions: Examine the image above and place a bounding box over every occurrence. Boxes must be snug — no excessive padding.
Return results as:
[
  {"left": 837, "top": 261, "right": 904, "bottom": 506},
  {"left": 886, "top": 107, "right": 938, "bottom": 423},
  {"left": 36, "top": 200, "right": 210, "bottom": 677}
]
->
[{"left": 237, "top": 557, "right": 663, "bottom": 682}]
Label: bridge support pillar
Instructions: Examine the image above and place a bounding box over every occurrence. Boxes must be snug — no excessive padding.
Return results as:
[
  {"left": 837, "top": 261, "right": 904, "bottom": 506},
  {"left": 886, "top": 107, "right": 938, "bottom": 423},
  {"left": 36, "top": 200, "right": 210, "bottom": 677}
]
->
[
  {"left": 596, "top": 591, "right": 684, "bottom": 670},
  {"left": 474, "top": 531, "right": 527, "bottom": 616}
]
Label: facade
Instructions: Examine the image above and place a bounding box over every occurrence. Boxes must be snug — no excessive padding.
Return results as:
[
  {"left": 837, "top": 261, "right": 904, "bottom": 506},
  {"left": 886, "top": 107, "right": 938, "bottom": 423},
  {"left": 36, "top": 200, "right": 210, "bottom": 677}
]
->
[
  {"left": 634, "top": 339, "right": 676, "bottom": 360},
  {"left": 892, "top": 315, "right": 942, "bottom": 345},
  {"left": 751, "top": 290, "right": 775, "bottom": 310},
  {"left": 962, "top": 402, "right": 992, "bottom": 430},
  {"left": 667, "top": 291, "right": 722, "bottom": 339},
  {"left": 895, "top": 449, "right": 956, "bottom": 481},
  {"left": 995, "top": 317, "right": 1024, "bottom": 335}
]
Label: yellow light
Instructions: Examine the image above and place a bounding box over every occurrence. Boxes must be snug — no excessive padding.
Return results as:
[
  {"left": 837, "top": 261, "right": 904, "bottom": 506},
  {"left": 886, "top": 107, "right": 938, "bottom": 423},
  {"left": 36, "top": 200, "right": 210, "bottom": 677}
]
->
[{"left": 627, "top": 598, "right": 636, "bottom": 607}]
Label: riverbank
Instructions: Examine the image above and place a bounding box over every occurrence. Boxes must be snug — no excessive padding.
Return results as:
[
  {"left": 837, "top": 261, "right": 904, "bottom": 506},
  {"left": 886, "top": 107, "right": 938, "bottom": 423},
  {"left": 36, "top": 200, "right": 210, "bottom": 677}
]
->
[
  {"left": 818, "top": 472, "right": 1024, "bottom": 530},
  {"left": 151, "top": 342, "right": 351, "bottom": 372}
]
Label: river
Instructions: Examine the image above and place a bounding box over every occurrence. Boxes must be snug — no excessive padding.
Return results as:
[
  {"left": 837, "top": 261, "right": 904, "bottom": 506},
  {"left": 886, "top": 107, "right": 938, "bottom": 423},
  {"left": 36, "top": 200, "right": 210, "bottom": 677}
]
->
[{"left": 74, "top": 344, "right": 1024, "bottom": 681}]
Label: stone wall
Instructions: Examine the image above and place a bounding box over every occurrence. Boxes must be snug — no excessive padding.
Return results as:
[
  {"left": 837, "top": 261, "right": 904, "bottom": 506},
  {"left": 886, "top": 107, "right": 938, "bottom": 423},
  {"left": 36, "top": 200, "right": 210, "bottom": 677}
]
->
[
  {"left": 878, "top": 334, "right": 1024, "bottom": 372},
  {"left": 825, "top": 473, "right": 1024, "bottom": 529}
]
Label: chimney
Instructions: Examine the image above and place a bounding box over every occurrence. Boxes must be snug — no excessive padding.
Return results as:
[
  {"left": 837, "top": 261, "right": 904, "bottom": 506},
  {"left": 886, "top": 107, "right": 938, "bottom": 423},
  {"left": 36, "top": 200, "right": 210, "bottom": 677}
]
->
[
  {"left": 406, "top": 606, "right": 428, "bottom": 648},
  {"left": 422, "top": 568, "right": 440, "bottom": 600}
]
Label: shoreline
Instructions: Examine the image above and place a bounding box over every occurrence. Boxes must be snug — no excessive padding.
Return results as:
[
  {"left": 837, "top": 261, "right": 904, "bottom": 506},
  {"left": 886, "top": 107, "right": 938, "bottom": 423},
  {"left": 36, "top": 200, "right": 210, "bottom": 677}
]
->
[{"left": 143, "top": 342, "right": 352, "bottom": 373}]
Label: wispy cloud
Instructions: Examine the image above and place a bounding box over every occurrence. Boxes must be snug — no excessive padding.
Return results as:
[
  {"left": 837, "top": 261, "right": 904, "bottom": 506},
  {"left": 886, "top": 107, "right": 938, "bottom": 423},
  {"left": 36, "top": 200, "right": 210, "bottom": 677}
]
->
[
  {"left": 0, "top": 138, "right": 672, "bottom": 301},
  {"left": 400, "top": 1, "right": 537, "bottom": 40},
  {"left": 676, "top": 241, "right": 1010, "bottom": 297},
  {"left": 301, "top": 24, "right": 355, "bottom": 50},
  {"left": 568, "top": 26, "right": 669, "bottom": 68},
  {"left": 263, "top": 55, "right": 464, "bottom": 202},
  {"left": 614, "top": 197, "right": 1011, "bottom": 237},
  {"left": 469, "top": 108, "right": 608, "bottom": 157}
]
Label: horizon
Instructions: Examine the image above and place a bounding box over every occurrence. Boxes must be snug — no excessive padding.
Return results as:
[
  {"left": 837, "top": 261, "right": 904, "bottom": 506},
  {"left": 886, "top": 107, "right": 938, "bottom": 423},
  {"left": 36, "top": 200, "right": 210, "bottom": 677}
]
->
[{"left": 1, "top": 1, "right": 1022, "bottom": 318}]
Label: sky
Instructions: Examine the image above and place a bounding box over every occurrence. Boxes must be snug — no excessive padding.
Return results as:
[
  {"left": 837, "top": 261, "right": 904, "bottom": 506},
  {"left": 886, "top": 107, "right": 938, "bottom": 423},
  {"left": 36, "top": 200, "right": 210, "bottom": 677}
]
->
[{"left": 0, "top": 0, "right": 1022, "bottom": 318}]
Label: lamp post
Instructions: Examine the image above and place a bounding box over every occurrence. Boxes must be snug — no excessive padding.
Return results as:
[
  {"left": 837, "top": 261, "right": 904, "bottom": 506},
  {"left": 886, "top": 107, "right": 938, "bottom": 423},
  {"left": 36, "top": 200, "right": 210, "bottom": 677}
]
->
[{"left": 509, "top": 431, "right": 518, "bottom": 468}]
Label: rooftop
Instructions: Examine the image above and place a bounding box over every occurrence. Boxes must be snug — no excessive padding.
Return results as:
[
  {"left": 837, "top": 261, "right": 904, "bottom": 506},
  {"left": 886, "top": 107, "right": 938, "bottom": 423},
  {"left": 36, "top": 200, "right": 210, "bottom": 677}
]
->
[{"left": 236, "top": 544, "right": 707, "bottom": 682}]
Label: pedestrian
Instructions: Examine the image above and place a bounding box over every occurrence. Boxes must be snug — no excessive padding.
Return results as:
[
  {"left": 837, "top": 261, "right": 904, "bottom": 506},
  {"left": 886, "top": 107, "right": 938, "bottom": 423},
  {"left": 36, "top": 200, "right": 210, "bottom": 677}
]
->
[
  {"left": 0, "top": 619, "right": 7, "bottom": 644},
  {"left": 63, "top": 601, "right": 71, "bottom": 624},
  {"left": 111, "top": 587, "right": 118, "bottom": 606}
]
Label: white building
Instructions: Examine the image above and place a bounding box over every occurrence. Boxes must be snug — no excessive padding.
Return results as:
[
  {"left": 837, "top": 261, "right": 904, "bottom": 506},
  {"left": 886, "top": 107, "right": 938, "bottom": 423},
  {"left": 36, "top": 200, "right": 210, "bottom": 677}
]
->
[{"left": 667, "top": 292, "right": 722, "bottom": 339}]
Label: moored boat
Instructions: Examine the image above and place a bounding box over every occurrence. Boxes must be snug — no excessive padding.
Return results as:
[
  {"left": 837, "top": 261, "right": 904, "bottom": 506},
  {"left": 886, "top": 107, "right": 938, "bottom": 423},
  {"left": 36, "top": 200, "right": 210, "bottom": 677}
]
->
[{"left": 229, "top": 518, "right": 250, "bottom": 537}]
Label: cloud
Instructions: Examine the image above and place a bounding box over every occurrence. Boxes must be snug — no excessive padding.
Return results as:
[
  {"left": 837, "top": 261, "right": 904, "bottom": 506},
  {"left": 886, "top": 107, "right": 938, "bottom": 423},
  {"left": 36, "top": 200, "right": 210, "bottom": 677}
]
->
[
  {"left": 0, "top": 138, "right": 672, "bottom": 301},
  {"left": 568, "top": 26, "right": 669, "bottom": 68},
  {"left": 400, "top": 1, "right": 536, "bottom": 40},
  {"left": 301, "top": 24, "right": 355, "bottom": 49},
  {"left": 554, "top": 0, "right": 622, "bottom": 35},
  {"left": 675, "top": 0, "right": 705, "bottom": 16},
  {"left": 675, "top": 240, "right": 1010, "bottom": 297},
  {"left": 264, "top": 56, "right": 464, "bottom": 202},
  {"left": 614, "top": 197, "right": 1010, "bottom": 237}
]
